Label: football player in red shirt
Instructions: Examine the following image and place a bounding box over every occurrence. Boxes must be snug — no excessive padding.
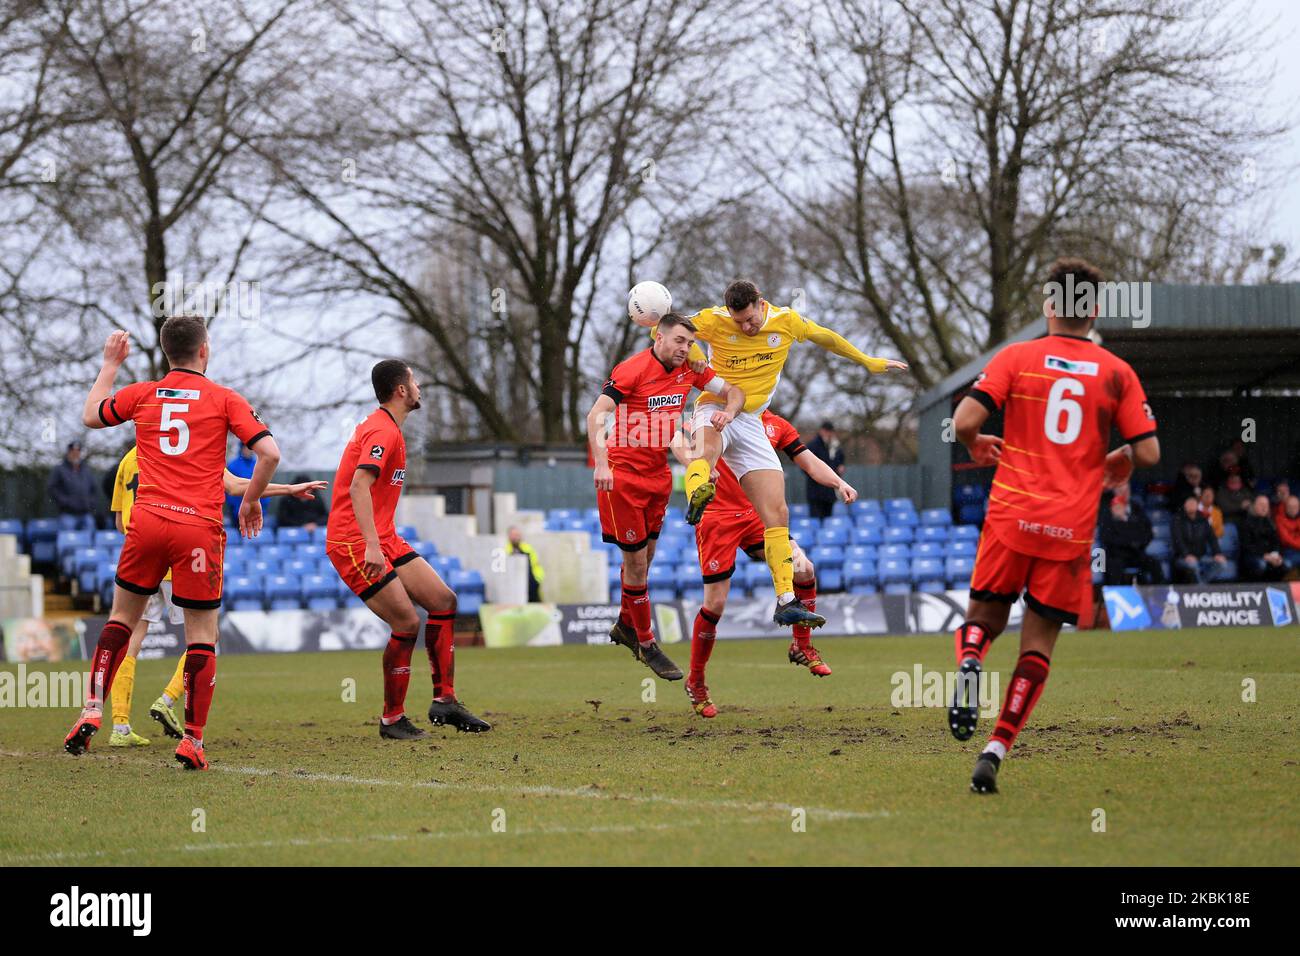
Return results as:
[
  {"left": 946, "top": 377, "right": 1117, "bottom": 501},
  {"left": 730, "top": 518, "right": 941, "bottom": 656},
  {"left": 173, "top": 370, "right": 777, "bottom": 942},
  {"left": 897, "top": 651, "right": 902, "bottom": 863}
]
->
[
  {"left": 327, "top": 360, "right": 490, "bottom": 738},
  {"left": 950, "top": 258, "right": 1159, "bottom": 793},
  {"left": 64, "top": 317, "right": 283, "bottom": 770},
  {"left": 672, "top": 411, "right": 857, "bottom": 717},
  {"left": 586, "top": 312, "right": 745, "bottom": 681}
]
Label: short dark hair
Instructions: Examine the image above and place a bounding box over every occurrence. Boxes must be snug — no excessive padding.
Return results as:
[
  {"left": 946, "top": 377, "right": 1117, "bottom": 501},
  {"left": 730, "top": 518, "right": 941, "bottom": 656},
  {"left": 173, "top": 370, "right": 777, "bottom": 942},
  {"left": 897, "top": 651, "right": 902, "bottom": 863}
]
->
[
  {"left": 160, "top": 315, "right": 209, "bottom": 365},
  {"left": 724, "top": 279, "right": 761, "bottom": 313},
  {"left": 657, "top": 311, "right": 697, "bottom": 335},
  {"left": 1046, "top": 257, "right": 1104, "bottom": 326},
  {"left": 372, "top": 359, "right": 412, "bottom": 403}
]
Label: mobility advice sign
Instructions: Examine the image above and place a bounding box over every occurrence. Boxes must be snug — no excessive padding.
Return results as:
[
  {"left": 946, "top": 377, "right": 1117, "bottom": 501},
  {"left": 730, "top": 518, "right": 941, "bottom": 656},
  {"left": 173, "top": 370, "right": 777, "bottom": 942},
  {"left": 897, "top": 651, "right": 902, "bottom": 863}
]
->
[{"left": 1104, "top": 583, "right": 1298, "bottom": 631}]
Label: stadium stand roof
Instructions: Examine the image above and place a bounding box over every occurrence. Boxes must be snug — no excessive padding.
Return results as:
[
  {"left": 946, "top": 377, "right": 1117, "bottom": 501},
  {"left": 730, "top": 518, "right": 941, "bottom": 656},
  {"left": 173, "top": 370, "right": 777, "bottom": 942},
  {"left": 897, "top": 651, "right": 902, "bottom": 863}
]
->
[{"left": 917, "top": 283, "right": 1300, "bottom": 509}]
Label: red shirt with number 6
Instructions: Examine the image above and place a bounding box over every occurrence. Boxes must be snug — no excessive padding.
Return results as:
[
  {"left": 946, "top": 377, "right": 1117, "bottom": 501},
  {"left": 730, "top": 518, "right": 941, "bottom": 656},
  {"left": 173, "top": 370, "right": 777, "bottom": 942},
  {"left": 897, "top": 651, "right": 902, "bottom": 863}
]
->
[{"left": 968, "top": 333, "right": 1156, "bottom": 561}]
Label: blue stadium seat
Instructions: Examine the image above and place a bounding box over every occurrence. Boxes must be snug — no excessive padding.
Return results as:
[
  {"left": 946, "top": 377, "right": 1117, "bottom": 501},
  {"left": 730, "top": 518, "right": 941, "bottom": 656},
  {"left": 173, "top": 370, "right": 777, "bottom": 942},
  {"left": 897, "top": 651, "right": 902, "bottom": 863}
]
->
[
  {"left": 845, "top": 544, "right": 878, "bottom": 562},
  {"left": 920, "top": 508, "right": 952, "bottom": 527},
  {"left": 818, "top": 568, "right": 844, "bottom": 592},
  {"left": 883, "top": 525, "right": 914, "bottom": 544},
  {"left": 851, "top": 525, "right": 883, "bottom": 546},
  {"left": 947, "top": 540, "right": 977, "bottom": 558},
  {"left": 954, "top": 483, "right": 986, "bottom": 504},
  {"left": 809, "top": 545, "right": 843, "bottom": 572},
  {"left": 449, "top": 569, "right": 486, "bottom": 614},
  {"left": 432, "top": 555, "right": 461, "bottom": 578},
  {"left": 93, "top": 530, "right": 124, "bottom": 551},
  {"left": 883, "top": 581, "right": 911, "bottom": 595},
  {"left": 294, "top": 543, "right": 326, "bottom": 560},
  {"left": 844, "top": 560, "right": 877, "bottom": 589},
  {"left": 911, "top": 557, "right": 946, "bottom": 587},
  {"left": 1151, "top": 524, "right": 1171, "bottom": 542},
  {"left": 302, "top": 574, "right": 338, "bottom": 611},
  {"left": 1219, "top": 523, "right": 1239, "bottom": 559},
  {"left": 791, "top": 517, "right": 819, "bottom": 537},
  {"left": 816, "top": 526, "right": 849, "bottom": 547},
  {"left": 855, "top": 512, "right": 887, "bottom": 529},
  {"left": 396, "top": 525, "right": 419, "bottom": 543},
  {"left": 851, "top": 499, "right": 883, "bottom": 515},
  {"left": 1146, "top": 538, "right": 1171, "bottom": 560},
  {"left": 823, "top": 515, "right": 852, "bottom": 530},
  {"left": 646, "top": 563, "right": 677, "bottom": 602},
  {"left": 653, "top": 544, "right": 680, "bottom": 565},
  {"left": 249, "top": 558, "right": 280, "bottom": 577},
  {"left": 311, "top": 526, "right": 330, "bottom": 545},
  {"left": 879, "top": 557, "right": 910, "bottom": 588},
  {"left": 886, "top": 510, "right": 918, "bottom": 528},
  {"left": 0, "top": 518, "right": 25, "bottom": 546},
  {"left": 283, "top": 558, "right": 315, "bottom": 577},
  {"left": 847, "top": 580, "right": 878, "bottom": 595},
  {"left": 265, "top": 574, "right": 303, "bottom": 610},
  {"left": 65, "top": 544, "right": 103, "bottom": 580},
  {"left": 674, "top": 565, "right": 700, "bottom": 590},
  {"left": 277, "top": 527, "right": 310, "bottom": 545},
  {"left": 886, "top": 497, "right": 914, "bottom": 511},
  {"left": 949, "top": 524, "right": 981, "bottom": 542},
  {"left": 913, "top": 541, "right": 945, "bottom": 558},
  {"left": 583, "top": 507, "right": 600, "bottom": 523},
  {"left": 57, "top": 528, "right": 91, "bottom": 559},
  {"left": 831, "top": 501, "right": 851, "bottom": 517},
  {"left": 945, "top": 556, "right": 975, "bottom": 586},
  {"left": 880, "top": 543, "right": 911, "bottom": 561},
  {"left": 743, "top": 561, "right": 771, "bottom": 590},
  {"left": 680, "top": 586, "right": 704, "bottom": 606},
  {"left": 789, "top": 503, "right": 810, "bottom": 518},
  {"left": 28, "top": 518, "right": 59, "bottom": 565},
  {"left": 916, "top": 525, "right": 949, "bottom": 543},
  {"left": 225, "top": 575, "right": 263, "bottom": 611},
  {"left": 958, "top": 503, "right": 985, "bottom": 524}
]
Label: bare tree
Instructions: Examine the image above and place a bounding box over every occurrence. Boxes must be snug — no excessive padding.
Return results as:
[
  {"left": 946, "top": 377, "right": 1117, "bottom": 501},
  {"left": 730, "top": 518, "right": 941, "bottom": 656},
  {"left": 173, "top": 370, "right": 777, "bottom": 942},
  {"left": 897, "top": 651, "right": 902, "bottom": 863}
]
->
[
  {"left": 258, "top": 0, "right": 747, "bottom": 441},
  {"left": 769, "top": 0, "right": 1290, "bottom": 389}
]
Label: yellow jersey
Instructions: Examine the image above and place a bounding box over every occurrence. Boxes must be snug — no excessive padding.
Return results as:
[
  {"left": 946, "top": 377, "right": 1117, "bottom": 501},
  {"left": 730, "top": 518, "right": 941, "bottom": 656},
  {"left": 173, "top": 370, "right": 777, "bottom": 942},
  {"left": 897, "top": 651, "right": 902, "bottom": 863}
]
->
[
  {"left": 684, "top": 302, "right": 893, "bottom": 412},
  {"left": 113, "top": 446, "right": 171, "bottom": 580}
]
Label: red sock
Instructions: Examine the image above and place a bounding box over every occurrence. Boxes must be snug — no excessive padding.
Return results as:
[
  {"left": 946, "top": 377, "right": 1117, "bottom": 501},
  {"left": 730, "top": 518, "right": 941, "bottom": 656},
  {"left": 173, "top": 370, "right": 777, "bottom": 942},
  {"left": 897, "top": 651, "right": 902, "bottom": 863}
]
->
[
  {"left": 622, "top": 581, "right": 653, "bottom": 645},
  {"left": 690, "top": 608, "right": 720, "bottom": 681},
  {"left": 954, "top": 622, "right": 993, "bottom": 665},
  {"left": 426, "top": 612, "right": 456, "bottom": 701},
  {"left": 382, "top": 633, "right": 416, "bottom": 722},
  {"left": 793, "top": 578, "right": 817, "bottom": 650},
  {"left": 183, "top": 643, "right": 217, "bottom": 742},
  {"left": 989, "top": 651, "right": 1050, "bottom": 754},
  {"left": 87, "top": 619, "right": 132, "bottom": 709}
]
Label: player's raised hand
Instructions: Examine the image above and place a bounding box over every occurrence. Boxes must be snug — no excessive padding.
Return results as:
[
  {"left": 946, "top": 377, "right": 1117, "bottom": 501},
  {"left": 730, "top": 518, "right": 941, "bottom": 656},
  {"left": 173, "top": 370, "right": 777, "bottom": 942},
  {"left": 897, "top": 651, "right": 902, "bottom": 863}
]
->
[
  {"left": 836, "top": 481, "right": 858, "bottom": 504},
  {"left": 689, "top": 357, "right": 710, "bottom": 376},
  {"left": 102, "top": 330, "right": 130, "bottom": 366},
  {"left": 593, "top": 462, "right": 614, "bottom": 492},
  {"left": 290, "top": 480, "right": 328, "bottom": 499},
  {"left": 969, "top": 434, "right": 1003, "bottom": 467},
  {"left": 238, "top": 497, "right": 263, "bottom": 538},
  {"left": 362, "top": 541, "right": 385, "bottom": 579},
  {"left": 880, "top": 359, "right": 908, "bottom": 372}
]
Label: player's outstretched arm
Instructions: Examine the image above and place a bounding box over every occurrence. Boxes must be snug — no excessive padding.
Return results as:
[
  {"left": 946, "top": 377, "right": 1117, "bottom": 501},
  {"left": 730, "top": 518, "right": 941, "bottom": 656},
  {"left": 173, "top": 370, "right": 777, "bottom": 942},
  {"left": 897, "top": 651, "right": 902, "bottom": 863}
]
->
[
  {"left": 953, "top": 395, "right": 1003, "bottom": 467},
  {"left": 795, "top": 449, "right": 858, "bottom": 503},
  {"left": 700, "top": 376, "right": 745, "bottom": 432},
  {"left": 802, "top": 319, "right": 907, "bottom": 374},
  {"left": 238, "top": 435, "right": 281, "bottom": 538},
  {"left": 224, "top": 469, "right": 327, "bottom": 500},
  {"left": 81, "top": 330, "right": 131, "bottom": 429},
  {"left": 586, "top": 394, "right": 617, "bottom": 491}
]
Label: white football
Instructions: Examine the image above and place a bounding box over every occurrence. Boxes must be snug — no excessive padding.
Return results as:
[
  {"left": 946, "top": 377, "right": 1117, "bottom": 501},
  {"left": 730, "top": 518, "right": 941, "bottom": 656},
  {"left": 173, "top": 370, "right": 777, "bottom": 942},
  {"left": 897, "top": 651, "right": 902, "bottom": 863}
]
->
[{"left": 628, "top": 281, "right": 672, "bottom": 327}]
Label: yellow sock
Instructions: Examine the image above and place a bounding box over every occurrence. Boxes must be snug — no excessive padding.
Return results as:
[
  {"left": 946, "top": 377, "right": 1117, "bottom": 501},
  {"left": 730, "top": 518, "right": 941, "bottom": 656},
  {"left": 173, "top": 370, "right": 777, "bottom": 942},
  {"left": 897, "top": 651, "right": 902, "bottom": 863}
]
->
[
  {"left": 764, "top": 527, "right": 795, "bottom": 597},
  {"left": 112, "top": 654, "right": 137, "bottom": 727},
  {"left": 163, "top": 652, "right": 186, "bottom": 704},
  {"left": 685, "top": 459, "right": 711, "bottom": 500}
]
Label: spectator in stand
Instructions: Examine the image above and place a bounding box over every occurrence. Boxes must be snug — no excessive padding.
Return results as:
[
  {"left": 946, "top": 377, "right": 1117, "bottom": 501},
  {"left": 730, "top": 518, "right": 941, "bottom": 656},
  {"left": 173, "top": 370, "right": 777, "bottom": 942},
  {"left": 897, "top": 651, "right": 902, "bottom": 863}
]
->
[
  {"left": 1199, "top": 487, "right": 1225, "bottom": 539},
  {"left": 1217, "top": 473, "right": 1251, "bottom": 525},
  {"left": 804, "top": 421, "right": 845, "bottom": 520},
  {"left": 277, "top": 473, "right": 328, "bottom": 530},
  {"left": 1169, "top": 462, "right": 1206, "bottom": 513},
  {"left": 46, "top": 440, "right": 99, "bottom": 530},
  {"left": 506, "top": 526, "right": 544, "bottom": 602},
  {"left": 1270, "top": 480, "right": 1290, "bottom": 522},
  {"left": 1228, "top": 439, "right": 1256, "bottom": 487},
  {"left": 1240, "top": 494, "right": 1291, "bottom": 581},
  {"left": 1275, "top": 496, "right": 1300, "bottom": 567},
  {"left": 1206, "top": 446, "right": 1252, "bottom": 491},
  {"left": 1099, "top": 493, "right": 1164, "bottom": 585},
  {"left": 1171, "top": 496, "right": 1230, "bottom": 584}
]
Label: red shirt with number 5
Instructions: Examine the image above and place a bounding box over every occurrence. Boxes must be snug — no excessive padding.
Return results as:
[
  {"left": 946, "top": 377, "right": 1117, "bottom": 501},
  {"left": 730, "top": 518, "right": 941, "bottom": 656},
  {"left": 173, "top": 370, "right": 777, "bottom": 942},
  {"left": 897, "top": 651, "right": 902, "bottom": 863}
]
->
[
  {"left": 968, "top": 333, "right": 1156, "bottom": 561},
  {"left": 98, "top": 368, "right": 270, "bottom": 526}
]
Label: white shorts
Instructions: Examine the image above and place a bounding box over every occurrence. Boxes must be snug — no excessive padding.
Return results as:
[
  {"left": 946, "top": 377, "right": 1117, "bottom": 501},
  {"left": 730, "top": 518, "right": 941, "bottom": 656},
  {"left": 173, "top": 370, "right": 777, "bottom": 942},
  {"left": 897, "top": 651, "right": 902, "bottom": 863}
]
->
[
  {"left": 692, "top": 405, "right": 781, "bottom": 480},
  {"left": 142, "top": 580, "right": 184, "bottom": 625}
]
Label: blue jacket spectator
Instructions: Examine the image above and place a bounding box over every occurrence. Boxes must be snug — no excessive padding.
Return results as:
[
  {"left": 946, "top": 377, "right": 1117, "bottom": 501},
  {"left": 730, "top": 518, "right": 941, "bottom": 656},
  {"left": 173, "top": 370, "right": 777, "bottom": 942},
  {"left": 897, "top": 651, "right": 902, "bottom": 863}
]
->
[{"left": 46, "top": 441, "right": 98, "bottom": 528}]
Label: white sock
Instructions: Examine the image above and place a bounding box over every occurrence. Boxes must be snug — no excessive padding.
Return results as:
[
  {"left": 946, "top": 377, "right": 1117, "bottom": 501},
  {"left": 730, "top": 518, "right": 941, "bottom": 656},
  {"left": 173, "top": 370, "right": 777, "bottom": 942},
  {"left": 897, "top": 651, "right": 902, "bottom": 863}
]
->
[
  {"left": 161, "top": 692, "right": 175, "bottom": 707},
  {"left": 983, "top": 740, "right": 1008, "bottom": 761},
  {"left": 114, "top": 723, "right": 130, "bottom": 735},
  {"left": 777, "top": 591, "right": 795, "bottom": 605}
]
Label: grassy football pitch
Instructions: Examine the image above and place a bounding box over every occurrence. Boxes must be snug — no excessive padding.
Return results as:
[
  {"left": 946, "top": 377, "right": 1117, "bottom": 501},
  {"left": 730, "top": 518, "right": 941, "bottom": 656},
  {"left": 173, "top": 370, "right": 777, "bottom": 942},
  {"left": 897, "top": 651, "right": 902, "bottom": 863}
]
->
[{"left": 1, "top": 628, "right": 1296, "bottom": 866}]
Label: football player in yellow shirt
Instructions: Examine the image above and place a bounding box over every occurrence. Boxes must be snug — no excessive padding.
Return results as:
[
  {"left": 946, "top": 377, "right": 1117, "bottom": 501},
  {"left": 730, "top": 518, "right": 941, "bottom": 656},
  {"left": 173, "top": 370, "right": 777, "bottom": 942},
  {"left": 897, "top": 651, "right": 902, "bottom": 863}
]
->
[
  {"left": 108, "top": 445, "right": 327, "bottom": 746},
  {"left": 679, "top": 280, "right": 907, "bottom": 628}
]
